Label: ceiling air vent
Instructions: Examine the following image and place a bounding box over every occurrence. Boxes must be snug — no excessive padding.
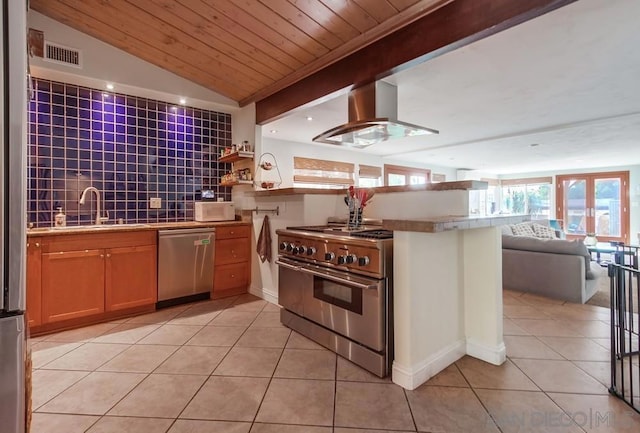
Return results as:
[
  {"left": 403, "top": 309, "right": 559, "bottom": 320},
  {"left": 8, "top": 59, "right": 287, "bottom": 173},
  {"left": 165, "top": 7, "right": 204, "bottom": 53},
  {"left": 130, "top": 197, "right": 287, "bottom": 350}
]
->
[{"left": 44, "top": 41, "right": 82, "bottom": 68}]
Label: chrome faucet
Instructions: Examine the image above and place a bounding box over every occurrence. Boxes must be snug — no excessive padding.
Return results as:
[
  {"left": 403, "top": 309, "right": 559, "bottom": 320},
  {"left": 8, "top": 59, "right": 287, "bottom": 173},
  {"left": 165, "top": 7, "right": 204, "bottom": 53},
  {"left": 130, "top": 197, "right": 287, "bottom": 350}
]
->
[{"left": 79, "top": 186, "right": 109, "bottom": 225}]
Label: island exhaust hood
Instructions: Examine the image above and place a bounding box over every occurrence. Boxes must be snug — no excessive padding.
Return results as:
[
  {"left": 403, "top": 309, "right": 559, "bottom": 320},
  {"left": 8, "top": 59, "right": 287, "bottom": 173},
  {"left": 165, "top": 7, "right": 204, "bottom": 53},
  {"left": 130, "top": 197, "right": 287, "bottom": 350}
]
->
[{"left": 312, "top": 81, "right": 438, "bottom": 148}]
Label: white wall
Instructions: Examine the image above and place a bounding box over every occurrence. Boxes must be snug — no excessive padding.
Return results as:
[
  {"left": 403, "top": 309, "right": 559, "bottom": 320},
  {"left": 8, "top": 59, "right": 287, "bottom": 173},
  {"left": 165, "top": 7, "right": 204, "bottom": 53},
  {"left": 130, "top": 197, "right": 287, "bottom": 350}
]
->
[
  {"left": 499, "top": 165, "right": 640, "bottom": 242},
  {"left": 262, "top": 137, "right": 458, "bottom": 187},
  {"left": 27, "top": 11, "right": 237, "bottom": 114}
]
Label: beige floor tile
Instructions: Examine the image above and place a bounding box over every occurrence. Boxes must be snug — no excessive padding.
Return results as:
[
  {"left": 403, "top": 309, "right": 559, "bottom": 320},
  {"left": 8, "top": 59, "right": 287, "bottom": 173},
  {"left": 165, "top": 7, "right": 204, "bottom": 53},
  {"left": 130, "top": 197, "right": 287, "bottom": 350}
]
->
[
  {"left": 186, "top": 325, "right": 246, "bottom": 346},
  {"left": 334, "top": 381, "right": 414, "bottom": 430},
  {"left": 333, "top": 427, "right": 415, "bottom": 433},
  {"left": 503, "top": 294, "right": 529, "bottom": 306},
  {"left": 512, "top": 358, "right": 608, "bottom": 394},
  {"left": 504, "top": 305, "right": 553, "bottom": 319},
  {"left": 564, "top": 319, "right": 611, "bottom": 338},
  {"left": 261, "top": 302, "right": 281, "bottom": 313},
  {"left": 256, "top": 378, "right": 335, "bottom": 426},
  {"left": 543, "top": 305, "right": 611, "bottom": 322},
  {"left": 456, "top": 356, "right": 538, "bottom": 391},
  {"left": 98, "top": 344, "right": 178, "bottom": 373},
  {"left": 230, "top": 294, "right": 268, "bottom": 311},
  {"left": 548, "top": 393, "right": 640, "bottom": 432},
  {"left": 235, "top": 327, "right": 291, "bottom": 348},
  {"left": 336, "top": 357, "right": 391, "bottom": 383},
  {"left": 423, "top": 364, "right": 469, "bottom": 387},
  {"left": 251, "top": 424, "right": 332, "bottom": 433},
  {"left": 591, "top": 338, "right": 611, "bottom": 350},
  {"left": 476, "top": 389, "right": 584, "bottom": 433},
  {"left": 407, "top": 385, "right": 499, "bottom": 433},
  {"left": 155, "top": 346, "right": 229, "bottom": 375},
  {"left": 31, "top": 342, "right": 83, "bottom": 368},
  {"left": 43, "top": 323, "right": 120, "bottom": 343},
  {"left": 250, "top": 311, "right": 285, "bottom": 327},
  {"left": 167, "top": 302, "right": 226, "bottom": 325},
  {"left": 181, "top": 376, "right": 269, "bottom": 421},
  {"left": 91, "top": 323, "right": 161, "bottom": 344},
  {"left": 539, "top": 336, "right": 611, "bottom": 361},
  {"left": 503, "top": 318, "right": 531, "bottom": 336},
  {"left": 125, "top": 305, "right": 189, "bottom": 324},
  {"left": 86, "top": 416, "right": 173, "bottom": 433},
  {"left": 274, "top": 348, "right": 336, "bottom": 380},
  {"left": 169, "top": 419, "right": 251, "bottom": 433},
  {"left": 32, "top": 369, "right": 89, "bottom": 409},
  {"left": 213, "top": 347, "right": 282, "bottom": 377},
  {"left": 137, "top": 324, "right": 203, "bottom": 345},
  {"left": 30, "top": 413, "right": 99, "bottom": 433},
  {"left": 285, "top": 331, "right": 326, "bottom": 350},
  {"left": 573, "top": 361, "right": 610, "bottom": 386},
  {"left": 511, "top": 319, "right": 584, "bottom": 337},
  {"left": 210, "top": 310, "right": 260, "bottom": 326},
  {"left": 38, "top": 371, "right": 146, "bottom": 415},
  {"left": 504, "top": 335, "right": 564, "bottom": 360},
  {"left": 108, "top": 374, "right": 206, "bottom": 418},
  {"left": 41, "top": 342, "right": 129, "bottom": 371},
  {"left": 519, "top": 292, "right": 565, "bottom": 306}
]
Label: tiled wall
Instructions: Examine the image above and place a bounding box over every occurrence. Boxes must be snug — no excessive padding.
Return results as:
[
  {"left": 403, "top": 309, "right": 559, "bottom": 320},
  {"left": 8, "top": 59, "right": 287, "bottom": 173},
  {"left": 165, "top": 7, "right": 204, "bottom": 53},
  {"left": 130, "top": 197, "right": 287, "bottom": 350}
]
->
[{"left": 28, "top": 78, "right": 233, "bottom": 227}]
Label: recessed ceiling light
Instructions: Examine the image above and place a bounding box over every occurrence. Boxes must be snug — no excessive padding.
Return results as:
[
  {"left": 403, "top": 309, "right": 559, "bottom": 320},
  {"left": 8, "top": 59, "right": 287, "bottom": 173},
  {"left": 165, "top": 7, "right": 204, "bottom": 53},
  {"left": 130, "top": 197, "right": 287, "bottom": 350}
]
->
[
  {"left": 530, "top": 143, "right": 539, "bottom": 147},
  {"left": 306, "top": 116, "right": 313, "bottom": 121},
  {"left": 179, "top": 98, "right": 186, "bottom": 105},
  {"left": 270, "top": 129, "right": 278, "bottom": 134},
  {"left": 106, "top": 83, "right": 114, "bottom": 90}
]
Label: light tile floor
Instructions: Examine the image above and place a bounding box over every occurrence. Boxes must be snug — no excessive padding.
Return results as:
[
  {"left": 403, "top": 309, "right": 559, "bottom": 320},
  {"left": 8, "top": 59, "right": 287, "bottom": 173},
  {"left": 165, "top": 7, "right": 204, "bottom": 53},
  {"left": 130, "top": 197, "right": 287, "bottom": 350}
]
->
[{"left": 30, "top": 291, "right": 640, "bottom": 433}]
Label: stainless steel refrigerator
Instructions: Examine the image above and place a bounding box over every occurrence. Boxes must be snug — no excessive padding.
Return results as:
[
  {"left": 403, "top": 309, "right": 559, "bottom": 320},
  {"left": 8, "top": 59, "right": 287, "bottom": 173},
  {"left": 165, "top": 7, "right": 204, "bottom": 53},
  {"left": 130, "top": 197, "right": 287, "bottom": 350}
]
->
[{"left": 1, "top": 0, "right": 28, "bottom": 432}]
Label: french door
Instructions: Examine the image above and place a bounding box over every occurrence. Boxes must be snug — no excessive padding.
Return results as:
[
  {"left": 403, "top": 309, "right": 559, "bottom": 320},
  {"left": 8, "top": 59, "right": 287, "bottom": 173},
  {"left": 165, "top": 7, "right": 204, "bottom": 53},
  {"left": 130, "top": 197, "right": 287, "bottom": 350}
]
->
[{"left": 556, "top": 171, "right": 629, "bottom": 243}]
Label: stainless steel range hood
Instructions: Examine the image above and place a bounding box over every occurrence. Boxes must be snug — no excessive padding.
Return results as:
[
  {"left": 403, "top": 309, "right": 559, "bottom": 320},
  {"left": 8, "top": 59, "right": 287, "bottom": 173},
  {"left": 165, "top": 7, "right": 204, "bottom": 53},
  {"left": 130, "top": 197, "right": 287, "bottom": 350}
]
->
[{"left": 312, "top": 81, "right": 438, "bottom": 148}]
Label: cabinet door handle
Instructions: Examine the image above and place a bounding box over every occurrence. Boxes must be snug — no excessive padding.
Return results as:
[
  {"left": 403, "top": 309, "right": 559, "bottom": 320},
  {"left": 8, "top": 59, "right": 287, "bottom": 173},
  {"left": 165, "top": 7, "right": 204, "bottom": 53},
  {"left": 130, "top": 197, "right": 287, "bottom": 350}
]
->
[
  {"left": 26, "top": 242, "right": 29, "bottom": 248},
  {"left": 100, "top": 254, "right": 104, "bottom": 258},
  {"left": 36, "top": 242, "right": 40, "bottom": 248},
  {"left": 106, "top": 253, "right": 111, "bottom": 258}
]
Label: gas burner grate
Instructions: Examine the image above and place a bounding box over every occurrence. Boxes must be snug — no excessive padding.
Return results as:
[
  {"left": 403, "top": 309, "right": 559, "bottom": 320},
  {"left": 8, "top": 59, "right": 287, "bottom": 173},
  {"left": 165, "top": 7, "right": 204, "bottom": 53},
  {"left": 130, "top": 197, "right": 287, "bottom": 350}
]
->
[{"left": 350, "top": 229, "right": 393, "bottom": 240}]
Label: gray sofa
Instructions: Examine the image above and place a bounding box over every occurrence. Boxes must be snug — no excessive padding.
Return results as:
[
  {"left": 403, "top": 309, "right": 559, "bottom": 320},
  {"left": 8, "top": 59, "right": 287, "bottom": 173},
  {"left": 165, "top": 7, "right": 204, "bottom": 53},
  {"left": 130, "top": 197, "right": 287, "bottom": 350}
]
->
[{"left": 501, "top": 223, "right": 598, "bottom": 304}]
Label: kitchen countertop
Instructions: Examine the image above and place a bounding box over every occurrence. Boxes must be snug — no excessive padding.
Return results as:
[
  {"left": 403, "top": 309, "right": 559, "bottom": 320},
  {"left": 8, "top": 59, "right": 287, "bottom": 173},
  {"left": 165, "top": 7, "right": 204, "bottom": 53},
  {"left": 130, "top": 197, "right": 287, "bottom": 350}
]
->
[
  {"left": 27, "top": 220, "right": 250, "bottom": 237},
  {"left": 382, "top": 214, "right": 530, "bottom": 233},
  {"left": 245, "top": 180, "right": 488, "bottom": 197}
]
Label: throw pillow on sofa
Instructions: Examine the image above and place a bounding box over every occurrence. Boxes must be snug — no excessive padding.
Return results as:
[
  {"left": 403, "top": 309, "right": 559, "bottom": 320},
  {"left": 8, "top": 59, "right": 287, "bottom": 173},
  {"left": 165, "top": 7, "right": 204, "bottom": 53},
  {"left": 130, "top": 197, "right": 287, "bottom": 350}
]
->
[
  {"left": 511, "top": 223, "right": 536, "bottom": 237},
  {"left": 532, "top": 223, "right": 558, "bottom": 239}
]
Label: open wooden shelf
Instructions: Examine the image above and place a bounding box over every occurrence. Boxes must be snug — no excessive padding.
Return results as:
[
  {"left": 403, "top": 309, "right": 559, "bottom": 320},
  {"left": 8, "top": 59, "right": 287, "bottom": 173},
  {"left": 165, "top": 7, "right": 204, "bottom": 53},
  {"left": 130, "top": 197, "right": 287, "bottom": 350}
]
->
[
  {"left": 218, "top": 151, "right": 254, "bottom": 164},
  {"left": 220, "top": 180, "right": 253, "bottom": 187}
]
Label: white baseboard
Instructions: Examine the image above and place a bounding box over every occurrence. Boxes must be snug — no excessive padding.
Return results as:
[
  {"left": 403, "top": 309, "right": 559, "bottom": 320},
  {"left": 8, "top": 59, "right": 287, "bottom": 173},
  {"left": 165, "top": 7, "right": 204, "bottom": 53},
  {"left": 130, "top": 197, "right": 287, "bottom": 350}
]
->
[
  {"left": 466, "top": 338, "right": 506, "bottom": 365},
  {"left": 392, "top": 339, "right": 466, "bottom": 390},
  {"left": 248, "top": 286, "right": 279, "bottom": 305}
]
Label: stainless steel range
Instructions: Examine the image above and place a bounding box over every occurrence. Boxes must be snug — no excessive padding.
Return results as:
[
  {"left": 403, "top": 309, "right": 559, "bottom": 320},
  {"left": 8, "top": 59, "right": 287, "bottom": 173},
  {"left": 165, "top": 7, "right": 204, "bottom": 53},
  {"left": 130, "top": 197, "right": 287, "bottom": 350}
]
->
[{"left": 276, "top": 221, "right": 393, "bottom": 377}]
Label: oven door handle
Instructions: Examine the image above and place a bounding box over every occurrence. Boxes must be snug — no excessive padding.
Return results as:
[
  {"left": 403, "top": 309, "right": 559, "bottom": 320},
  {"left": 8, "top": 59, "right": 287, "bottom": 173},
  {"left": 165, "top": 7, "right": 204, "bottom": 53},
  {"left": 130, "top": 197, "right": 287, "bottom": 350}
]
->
[
  {"left": 297, "top": 266, "right": 379, "bottom": 290},
  {"left": 275, "top": 259, "right": 300, "bottom": 271}
]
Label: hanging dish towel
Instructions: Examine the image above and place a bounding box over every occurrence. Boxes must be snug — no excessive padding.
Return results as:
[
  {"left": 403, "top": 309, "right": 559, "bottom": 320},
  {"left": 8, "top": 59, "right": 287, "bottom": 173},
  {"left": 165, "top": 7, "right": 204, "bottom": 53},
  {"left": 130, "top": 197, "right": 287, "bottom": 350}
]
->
[{"left": 257, "top": 215, "right": 272, "bottom": 263}]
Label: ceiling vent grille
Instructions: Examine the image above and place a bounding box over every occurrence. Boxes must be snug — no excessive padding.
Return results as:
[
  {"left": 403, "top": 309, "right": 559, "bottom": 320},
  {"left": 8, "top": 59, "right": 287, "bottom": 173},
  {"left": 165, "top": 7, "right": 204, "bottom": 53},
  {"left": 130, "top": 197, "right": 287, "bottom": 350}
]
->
[{"left": 44, "top": 41, "right": 82, "bottom": 68}]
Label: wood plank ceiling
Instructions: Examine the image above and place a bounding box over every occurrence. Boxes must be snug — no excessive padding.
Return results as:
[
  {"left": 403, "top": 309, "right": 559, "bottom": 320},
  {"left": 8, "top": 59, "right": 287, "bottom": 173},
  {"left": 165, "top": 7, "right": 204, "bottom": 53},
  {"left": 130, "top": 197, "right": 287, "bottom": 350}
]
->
[{"left": 30, "top": 0, "right": 451, "bottom": 105}]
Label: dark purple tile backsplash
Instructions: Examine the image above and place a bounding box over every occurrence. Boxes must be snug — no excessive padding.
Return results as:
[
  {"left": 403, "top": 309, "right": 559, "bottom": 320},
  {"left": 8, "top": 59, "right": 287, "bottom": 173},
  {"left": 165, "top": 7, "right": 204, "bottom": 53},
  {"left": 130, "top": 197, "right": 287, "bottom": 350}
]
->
[{"left": 28, "top": 78, "right": 232, "bottom": 227}]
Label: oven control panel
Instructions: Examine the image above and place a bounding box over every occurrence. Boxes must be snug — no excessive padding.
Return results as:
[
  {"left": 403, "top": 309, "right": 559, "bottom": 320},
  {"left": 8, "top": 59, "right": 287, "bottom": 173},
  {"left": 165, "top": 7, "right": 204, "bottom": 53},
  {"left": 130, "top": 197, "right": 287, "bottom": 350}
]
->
[{"left": 278, "top": 234, "right": 383, "bottom": 278}]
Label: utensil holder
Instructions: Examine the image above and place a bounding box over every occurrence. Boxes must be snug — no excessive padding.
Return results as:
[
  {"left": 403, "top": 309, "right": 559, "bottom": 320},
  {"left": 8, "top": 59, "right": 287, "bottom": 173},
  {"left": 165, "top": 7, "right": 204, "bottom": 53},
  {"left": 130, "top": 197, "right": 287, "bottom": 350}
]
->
[{"left": 348, "top": 208, "right": 363, "bottom": 229}]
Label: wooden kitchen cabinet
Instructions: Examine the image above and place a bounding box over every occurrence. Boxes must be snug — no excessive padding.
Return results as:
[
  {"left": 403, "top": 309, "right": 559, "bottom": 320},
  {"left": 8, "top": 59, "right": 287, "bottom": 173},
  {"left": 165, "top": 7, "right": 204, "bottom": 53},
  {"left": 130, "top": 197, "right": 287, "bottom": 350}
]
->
[
  {"left": 26, "top": 238, "right": 43, "bottom": 328},
  {"left": 106, "top": 244, "right": 157, "bottom": 311},
  {"left": 213, "top": 224, "right": 251, "bottom": 299},
  {"left": 42, "top": 249, "right": 105, "bottom": 323},
  {"left": 36, "top": 230, "right": 157, "bottom": 331}
]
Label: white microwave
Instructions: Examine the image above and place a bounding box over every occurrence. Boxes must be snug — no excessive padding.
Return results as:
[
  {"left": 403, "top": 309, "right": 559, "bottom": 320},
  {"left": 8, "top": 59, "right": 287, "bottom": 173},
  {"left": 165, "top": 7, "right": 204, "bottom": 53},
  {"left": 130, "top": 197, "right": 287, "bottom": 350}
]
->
[{"left": 194, "top": 202, "right": 235, "bottom": 222}]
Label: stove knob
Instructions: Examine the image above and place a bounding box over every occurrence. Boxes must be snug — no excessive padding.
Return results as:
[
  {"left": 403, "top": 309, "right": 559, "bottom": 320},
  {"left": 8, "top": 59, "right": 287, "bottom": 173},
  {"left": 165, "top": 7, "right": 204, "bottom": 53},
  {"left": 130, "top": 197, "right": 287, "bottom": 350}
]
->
[
  {"left": 325, "top": 252, "right": 335, "bottom": 261},
  {"left": 292, "top": 246, "right": 300, "bottom": 255},
  {"left": 286, "top": 243, "right": 294, "bottom": 252},
  {"left": 337, "top": 255, "right": 347, "bottom": 265},
  {"left": 346, "top": 254, "right": 357, "bottom": 264},
  {"left": 307, "top": 247, "right": 316, "bottom": 256},
  {"left": 279, "top": 242, "right": 287, "bottom": 251},
  {"left": 358, "top": 256, "right": 370, "bottom": 266},
  {"left": 296, "top": 246, "right": 307, "bottom": 255}
]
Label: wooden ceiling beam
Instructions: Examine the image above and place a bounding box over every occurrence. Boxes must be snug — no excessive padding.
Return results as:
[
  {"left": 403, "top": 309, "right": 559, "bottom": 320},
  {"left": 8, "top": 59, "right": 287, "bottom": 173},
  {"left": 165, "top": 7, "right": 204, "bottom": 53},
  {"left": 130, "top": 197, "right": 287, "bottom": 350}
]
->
[{"left": 255, "top": 0, "right": 577, "bottom": 124}]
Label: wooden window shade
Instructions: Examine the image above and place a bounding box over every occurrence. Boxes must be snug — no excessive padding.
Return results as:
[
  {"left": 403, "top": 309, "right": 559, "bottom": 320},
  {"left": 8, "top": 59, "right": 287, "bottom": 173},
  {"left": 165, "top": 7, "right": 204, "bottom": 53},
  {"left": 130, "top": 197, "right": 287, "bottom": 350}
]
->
[
  {"left": 501, "top": 176, "right": 552, "bottom": 186},
  {"left": 432, "top": 173, "right": 446, "bottom": 182},
  {"left": 293, "top": 157, "right": 354, "bottom": 186},
  {"left": 359, "top": 164, "right": 382, "bottom": 179}
]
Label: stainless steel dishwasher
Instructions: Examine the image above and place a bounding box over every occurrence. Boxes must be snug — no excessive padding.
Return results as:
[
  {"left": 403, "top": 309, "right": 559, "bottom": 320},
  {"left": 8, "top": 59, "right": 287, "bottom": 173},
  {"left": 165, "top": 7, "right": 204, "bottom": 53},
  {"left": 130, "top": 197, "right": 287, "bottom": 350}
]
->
[{"left": 157, "top": 228, "right": 215, "bottom": 307}]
